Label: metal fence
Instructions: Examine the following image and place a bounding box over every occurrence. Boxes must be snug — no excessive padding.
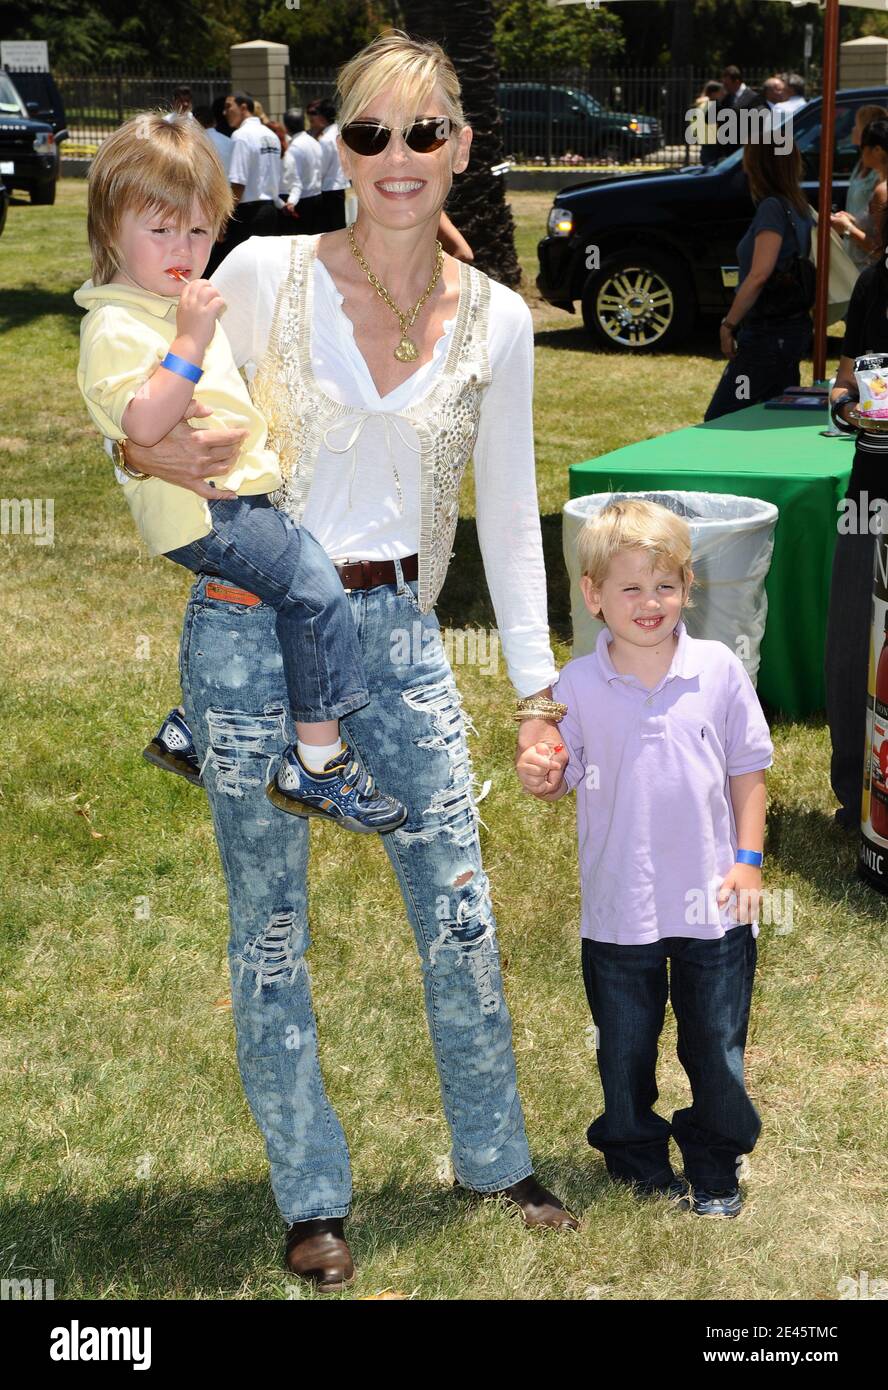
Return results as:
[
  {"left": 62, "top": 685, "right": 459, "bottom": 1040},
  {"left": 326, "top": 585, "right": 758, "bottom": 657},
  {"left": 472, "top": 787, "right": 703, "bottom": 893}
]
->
[
  {"left": 497, "top": 67, "right": 821, "bottom": 167},
  {"left": 5, "top": 67, "right": 232, "bottom": 158},
  {"left": 4, "top": 64, "right": 822, "bottom": 166}
]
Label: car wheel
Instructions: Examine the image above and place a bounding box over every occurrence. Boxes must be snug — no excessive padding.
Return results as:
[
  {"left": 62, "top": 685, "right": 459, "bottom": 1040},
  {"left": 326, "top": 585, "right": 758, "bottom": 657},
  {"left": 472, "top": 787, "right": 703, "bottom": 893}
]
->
[
  {"left": 30, "top": 182, "right": 56, "bottom": 206},
  {"left": 581, "top": 249, "right": 695, "bottom": 352}
]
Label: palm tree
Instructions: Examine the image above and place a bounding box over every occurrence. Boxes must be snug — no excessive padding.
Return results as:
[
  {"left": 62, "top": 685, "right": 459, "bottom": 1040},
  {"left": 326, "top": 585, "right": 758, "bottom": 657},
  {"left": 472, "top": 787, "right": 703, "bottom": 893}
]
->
[{"left": 398, "top": 1, "right": 522, "bottom": 287}]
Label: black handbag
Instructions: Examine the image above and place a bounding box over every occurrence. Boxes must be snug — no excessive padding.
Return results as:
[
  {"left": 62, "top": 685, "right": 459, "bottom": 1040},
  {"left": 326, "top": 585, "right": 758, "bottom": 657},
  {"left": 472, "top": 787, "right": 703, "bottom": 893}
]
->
[{"left": 750, "top": 198, "right": 816, "bottom": 320}]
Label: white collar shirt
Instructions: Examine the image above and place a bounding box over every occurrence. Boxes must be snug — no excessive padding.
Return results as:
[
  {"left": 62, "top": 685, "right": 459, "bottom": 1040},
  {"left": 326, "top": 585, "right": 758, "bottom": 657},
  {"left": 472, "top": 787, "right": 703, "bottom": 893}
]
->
[{"left": 228, "top": 115, "right": 281, "bottom": 201}]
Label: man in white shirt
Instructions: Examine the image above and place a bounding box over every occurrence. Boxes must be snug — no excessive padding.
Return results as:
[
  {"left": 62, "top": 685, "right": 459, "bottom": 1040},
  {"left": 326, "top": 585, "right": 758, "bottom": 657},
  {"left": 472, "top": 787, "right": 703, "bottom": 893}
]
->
[
  {"left": 224, "top": 90, "right": 281, "bottom": 247},
  {"left": 773, "top": 72, "right": 807, "bottom": 123},
  {"left": 279, "top": 108, "right": 325, "bottom": 236},
  {"left": 307, "top": 98, "right": 349, "bottom": 231}
]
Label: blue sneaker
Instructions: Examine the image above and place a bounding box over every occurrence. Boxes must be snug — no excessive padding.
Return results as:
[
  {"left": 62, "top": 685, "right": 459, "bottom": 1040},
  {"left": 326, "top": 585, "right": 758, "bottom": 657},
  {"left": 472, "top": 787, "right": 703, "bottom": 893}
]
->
[
  {"left": 143, "top": 707, "right": 202, "bottom": 786},
  {"left": 266, "top": 737, "right": 408, "bottom": 834},
  {"left": 689, "top": 1186, "right": 743, "bottom": 1218}
]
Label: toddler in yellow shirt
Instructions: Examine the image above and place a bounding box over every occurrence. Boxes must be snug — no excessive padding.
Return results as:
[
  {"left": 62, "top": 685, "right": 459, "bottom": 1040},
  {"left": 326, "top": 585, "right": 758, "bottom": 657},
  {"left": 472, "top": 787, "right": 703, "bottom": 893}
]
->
[{"left": 75, "top": 113, "right": 405, "bottom": 833}]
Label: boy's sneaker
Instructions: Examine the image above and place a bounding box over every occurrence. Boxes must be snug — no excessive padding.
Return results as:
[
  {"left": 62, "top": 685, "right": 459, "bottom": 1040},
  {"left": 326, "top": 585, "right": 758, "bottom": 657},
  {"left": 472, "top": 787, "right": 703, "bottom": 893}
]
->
[
  {"left": 689, "top": 1186, "right": 743, "bottom": 1219},
  {"left": 635, "top": 1176, "right": 691, "bottom": 1206},
  {"left": 266, "top": 737, "right": 408, "bottom": 834},
  {"left": 143, "top": 707, "right": 202, "bottom": 786}
]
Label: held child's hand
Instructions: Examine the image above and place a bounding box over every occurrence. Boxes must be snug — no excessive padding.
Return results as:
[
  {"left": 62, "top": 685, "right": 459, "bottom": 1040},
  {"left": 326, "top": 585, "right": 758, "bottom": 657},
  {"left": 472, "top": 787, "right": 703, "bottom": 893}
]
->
[
  {"left": 717, "top": 863, "right": 763, "bottom": 924},
  {"left": 516, "top": 742, "right": 568, "bottom": 799},
  {"left": 175, "top": 279, "right": 226, "bottom": 352}
]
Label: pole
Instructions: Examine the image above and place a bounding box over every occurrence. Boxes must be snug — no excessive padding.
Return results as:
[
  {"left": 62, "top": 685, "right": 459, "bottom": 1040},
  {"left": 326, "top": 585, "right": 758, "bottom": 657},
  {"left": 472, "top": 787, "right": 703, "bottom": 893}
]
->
[{"left": 813, "top": 0, "right": 840, "bottom": 383}]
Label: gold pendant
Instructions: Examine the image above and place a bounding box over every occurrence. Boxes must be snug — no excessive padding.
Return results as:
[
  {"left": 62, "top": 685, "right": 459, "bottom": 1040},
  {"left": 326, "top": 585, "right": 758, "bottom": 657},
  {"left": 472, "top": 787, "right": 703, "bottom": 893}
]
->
[{"left": 394, "top": 335, "right": 418, "bottom": 362}]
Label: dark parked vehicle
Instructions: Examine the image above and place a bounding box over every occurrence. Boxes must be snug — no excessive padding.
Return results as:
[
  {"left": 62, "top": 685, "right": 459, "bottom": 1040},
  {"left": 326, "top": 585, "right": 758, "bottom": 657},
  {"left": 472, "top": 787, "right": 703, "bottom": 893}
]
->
[
  {"left": 6, "top": 69, "right": 68, "bottom": 145},
  {"left": 499, "top": 82, "right": 663, "bottom": 164},
  {"left": 537, "top": 88, "right": 883, "bottom": 351},
  {"left": 0, "top": 68, "right": 59, "bottom": 205}
]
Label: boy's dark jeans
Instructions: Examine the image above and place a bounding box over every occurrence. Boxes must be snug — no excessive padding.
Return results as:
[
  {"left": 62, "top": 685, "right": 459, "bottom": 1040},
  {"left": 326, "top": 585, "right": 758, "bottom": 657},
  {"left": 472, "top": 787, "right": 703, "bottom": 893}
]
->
[
  {"left": 165, "top": 494, "right": 369, "bottom": 724},
  {"left": 582, "top": 925, "right": 761, "bottom": 1191}
]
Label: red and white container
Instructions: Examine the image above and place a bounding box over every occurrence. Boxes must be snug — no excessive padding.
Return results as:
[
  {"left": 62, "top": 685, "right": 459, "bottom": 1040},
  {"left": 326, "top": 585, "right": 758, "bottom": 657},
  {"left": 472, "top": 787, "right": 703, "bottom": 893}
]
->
[{"left": 860, "top": 535, "right": 888, "bottom": 891}]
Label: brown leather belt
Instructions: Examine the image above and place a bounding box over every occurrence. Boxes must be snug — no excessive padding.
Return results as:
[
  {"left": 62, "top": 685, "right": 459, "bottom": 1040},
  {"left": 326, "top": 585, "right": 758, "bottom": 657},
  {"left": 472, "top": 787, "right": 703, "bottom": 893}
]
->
[
  {"left": 200, "top": 553, "right": 418, "bottom": 604},
  {"left": 334, "top": 553, "right": 418, "bottom": 590}
]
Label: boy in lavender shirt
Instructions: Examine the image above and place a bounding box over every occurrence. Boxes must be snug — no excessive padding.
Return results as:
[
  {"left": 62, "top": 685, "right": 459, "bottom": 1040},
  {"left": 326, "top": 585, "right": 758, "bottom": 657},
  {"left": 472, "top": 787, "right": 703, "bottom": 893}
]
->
[{"left": 517, "top": 500, "right": 773, "bottom": 1218}]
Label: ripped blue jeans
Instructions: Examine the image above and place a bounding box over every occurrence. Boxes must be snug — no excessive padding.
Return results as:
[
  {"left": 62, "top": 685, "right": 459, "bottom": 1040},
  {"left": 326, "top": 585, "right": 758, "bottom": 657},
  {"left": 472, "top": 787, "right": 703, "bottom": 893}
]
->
[{"left": 178, "top": 559, "right": 533, "bottom": 1223}]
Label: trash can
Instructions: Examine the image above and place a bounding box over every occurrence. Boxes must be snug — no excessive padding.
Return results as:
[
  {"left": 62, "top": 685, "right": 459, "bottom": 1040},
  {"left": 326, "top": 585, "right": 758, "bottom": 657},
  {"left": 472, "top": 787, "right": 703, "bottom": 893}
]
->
[{"left": 562, "top": 490, "right": 779, "bottom": 686}]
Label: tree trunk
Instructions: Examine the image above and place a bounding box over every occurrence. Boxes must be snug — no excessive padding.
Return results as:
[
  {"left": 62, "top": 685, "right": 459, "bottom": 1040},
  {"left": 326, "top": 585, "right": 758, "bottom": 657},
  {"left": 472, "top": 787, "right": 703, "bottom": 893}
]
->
[
  {"left": 399, "top": 0, "right": 522, "bottom": 287},
  {"left": 670, "top": 0, "right": 695, "bottom": 69}
]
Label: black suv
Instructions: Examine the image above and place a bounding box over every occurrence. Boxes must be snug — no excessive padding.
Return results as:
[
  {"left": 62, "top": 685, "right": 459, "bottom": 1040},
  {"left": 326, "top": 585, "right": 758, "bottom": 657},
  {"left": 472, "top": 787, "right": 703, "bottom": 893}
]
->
[
  {"left": 536, "top": 87, "right": 884, "bottom": 351},
  {"left": 499, "top": 82, "right": 663, "bottom": 163},
  {"left": 6, "top": 69, "right": 69, "bottom": 145},
  {"left": 0, "top": 68, "right": 59, "bottom": 205}
]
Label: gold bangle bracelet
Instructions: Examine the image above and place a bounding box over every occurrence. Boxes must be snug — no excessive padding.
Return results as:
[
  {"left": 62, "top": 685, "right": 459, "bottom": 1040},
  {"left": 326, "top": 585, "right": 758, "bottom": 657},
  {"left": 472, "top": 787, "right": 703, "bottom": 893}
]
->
[
  {"left": 512, "top": 697, "right": 568, "bottom": 723},
  {"left": 113, "top": 438, "right": 148, "bottom": 481}
]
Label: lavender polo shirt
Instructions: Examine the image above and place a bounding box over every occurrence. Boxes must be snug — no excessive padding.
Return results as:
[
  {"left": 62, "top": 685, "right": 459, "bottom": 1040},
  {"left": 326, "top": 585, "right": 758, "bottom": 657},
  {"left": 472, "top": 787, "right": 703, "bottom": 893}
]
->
[{"left": 551, "top": 619, "right": 773, "bottom": 945}]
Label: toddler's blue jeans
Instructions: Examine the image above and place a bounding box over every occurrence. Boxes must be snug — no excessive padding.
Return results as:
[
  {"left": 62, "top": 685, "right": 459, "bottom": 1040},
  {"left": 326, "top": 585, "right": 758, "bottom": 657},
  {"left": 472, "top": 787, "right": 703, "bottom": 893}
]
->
[{"left": 166, "top": 494, "right": 369, "bottom": 724}]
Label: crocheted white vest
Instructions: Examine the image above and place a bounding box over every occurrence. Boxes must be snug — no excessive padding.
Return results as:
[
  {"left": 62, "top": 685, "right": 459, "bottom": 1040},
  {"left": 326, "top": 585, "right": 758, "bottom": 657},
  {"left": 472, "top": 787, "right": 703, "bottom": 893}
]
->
[{"left": 251, "top": 233, "right": 492, "bottom": 612}]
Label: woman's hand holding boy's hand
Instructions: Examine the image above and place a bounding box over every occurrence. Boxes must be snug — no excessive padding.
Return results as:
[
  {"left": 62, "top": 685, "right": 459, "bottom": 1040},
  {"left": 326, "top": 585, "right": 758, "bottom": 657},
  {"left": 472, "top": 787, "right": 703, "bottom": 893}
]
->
[
  {"left": 516, "top": 740, "right": 569, "bottom": 800},
  {"left": 717, "top": 862, "right": 763, "bottom": 924},
  {"left": 175, "top": 279, "right": 226, "bottom": 357}
]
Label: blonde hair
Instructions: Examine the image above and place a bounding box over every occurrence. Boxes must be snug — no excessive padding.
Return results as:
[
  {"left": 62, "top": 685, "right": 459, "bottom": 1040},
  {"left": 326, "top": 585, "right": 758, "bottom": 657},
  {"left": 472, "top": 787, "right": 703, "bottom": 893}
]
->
[
  {"left": 577, "top": 499, "right": 695, "bottom": 619},
  {"left": 336, "top": 29, "right": 465, "bottom": 139},
  {"left": 87, "top": 113, "right": 234, "bottom": 285}
]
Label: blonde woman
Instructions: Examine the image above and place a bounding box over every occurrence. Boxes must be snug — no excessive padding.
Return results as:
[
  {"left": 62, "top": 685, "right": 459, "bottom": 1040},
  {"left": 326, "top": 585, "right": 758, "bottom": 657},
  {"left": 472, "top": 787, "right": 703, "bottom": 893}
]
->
[{"left": 117, "top": 31, "right": 576, "bottom": 1289}]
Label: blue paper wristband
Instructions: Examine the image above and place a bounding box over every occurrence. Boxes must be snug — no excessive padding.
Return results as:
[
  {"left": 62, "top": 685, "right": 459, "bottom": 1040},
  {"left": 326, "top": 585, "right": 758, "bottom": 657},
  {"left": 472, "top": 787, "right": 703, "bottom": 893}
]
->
[
  {"left": 736, "top": 848, "right": 763, "bottom": 867},
  {"left": 161, "top": 351, "right": 203, "bottom": 383}
]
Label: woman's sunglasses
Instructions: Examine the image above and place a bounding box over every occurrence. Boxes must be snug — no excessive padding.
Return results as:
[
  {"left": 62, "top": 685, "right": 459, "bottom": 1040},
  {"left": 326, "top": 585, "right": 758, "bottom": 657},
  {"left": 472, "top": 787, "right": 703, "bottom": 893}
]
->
[{"left": 340, "top": 116, "right": 452, "bottom": 157}]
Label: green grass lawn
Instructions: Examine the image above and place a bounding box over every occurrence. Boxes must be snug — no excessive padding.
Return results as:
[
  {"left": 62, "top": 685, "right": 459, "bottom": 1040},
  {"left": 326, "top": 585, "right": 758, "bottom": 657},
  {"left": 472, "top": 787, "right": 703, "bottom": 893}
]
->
[{"left": 1, "top": 182, "right": 886, "bottom": 1301}]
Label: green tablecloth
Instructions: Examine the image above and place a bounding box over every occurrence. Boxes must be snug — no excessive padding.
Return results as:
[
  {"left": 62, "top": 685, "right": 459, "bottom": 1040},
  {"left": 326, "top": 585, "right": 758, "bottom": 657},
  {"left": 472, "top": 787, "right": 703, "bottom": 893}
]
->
[{"left": 569, "top": 403, "right": 854, "bottom": 718}]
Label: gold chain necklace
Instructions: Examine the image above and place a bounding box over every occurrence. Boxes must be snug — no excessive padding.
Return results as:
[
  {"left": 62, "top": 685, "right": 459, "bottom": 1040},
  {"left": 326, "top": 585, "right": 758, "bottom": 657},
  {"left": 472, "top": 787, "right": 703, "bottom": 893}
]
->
[{"left": 347, "top": 223, "right": 444, "bottom": 362}]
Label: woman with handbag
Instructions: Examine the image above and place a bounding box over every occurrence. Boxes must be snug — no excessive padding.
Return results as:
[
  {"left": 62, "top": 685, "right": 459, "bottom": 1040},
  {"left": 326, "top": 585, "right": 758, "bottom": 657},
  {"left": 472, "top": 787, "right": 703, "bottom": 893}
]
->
[{"left": 704, "top": 140, "right": 814, "bottom": 422}]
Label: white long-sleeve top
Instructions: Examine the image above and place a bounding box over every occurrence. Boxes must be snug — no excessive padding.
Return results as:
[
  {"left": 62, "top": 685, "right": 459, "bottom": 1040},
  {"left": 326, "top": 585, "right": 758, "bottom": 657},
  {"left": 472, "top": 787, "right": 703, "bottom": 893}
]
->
[{"left": 176, "top": 237, "right": 556, "bottom": 696}]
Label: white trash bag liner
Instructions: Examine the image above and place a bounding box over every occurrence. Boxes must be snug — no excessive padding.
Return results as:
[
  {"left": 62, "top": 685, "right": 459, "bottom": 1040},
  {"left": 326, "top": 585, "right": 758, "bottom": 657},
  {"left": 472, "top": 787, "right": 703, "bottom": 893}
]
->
[{"left": 562, "top": 490, "right": 779, "bottom": 686}]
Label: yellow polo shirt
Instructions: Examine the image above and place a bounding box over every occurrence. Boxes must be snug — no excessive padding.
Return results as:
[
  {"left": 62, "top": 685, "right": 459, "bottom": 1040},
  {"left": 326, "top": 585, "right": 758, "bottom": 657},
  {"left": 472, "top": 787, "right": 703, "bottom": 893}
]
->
[{"left": 74, "top": 279, "right": 282, "bottom": 556}]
